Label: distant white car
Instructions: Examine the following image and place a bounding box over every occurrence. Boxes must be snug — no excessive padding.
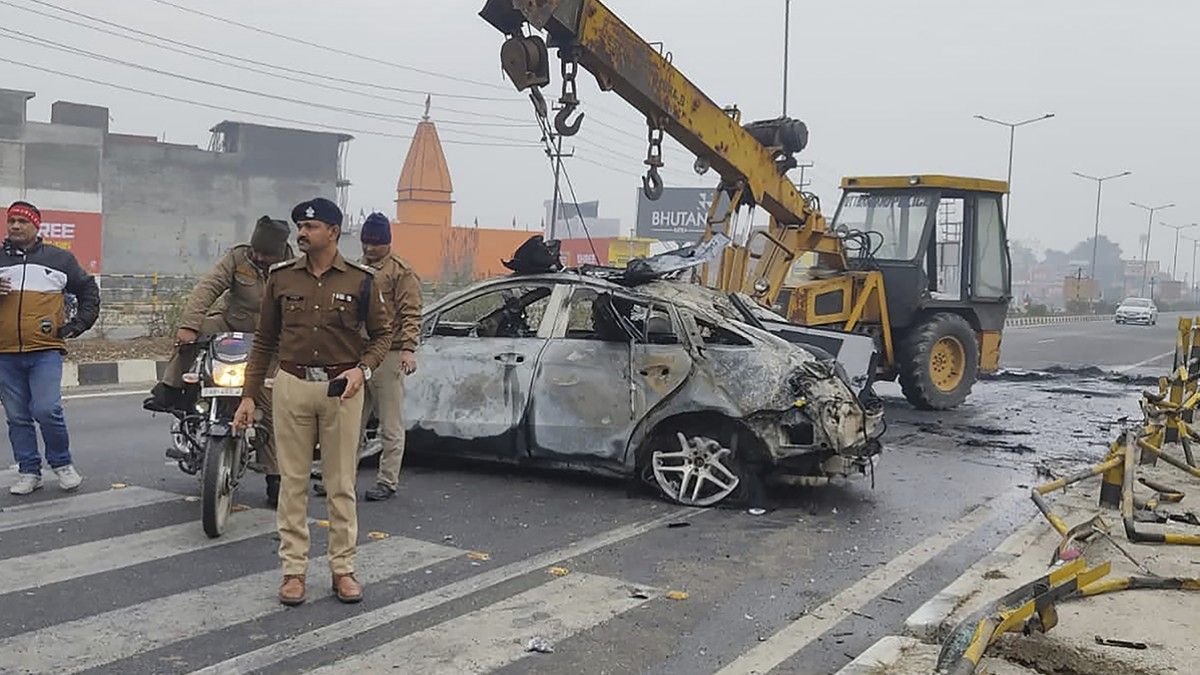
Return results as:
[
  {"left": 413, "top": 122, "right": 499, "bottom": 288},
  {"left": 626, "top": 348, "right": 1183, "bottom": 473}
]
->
[{"left": 1115, "top": 297, "right": 1158, "bottom": 325}]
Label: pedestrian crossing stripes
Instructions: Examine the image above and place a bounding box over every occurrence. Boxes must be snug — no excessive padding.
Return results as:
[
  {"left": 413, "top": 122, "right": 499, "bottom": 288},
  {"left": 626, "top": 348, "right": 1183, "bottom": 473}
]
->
[
  {"left": 0, "top": 485, "right": 180, "bottom": 533},
  {"left": 0, "top": 488, "right": 696, "bottom": 675},
  {"left": 0, "top": 534, "right": 461, "bottom": 674},
  {"left": 0, "top": 507, "right": 278, "bottom": 595},
  {"left": 310, "top": 573, "right": 657, "bottom": 674},
  {"left": 192, "top": 506, "right": 697, "bottom": 674}
]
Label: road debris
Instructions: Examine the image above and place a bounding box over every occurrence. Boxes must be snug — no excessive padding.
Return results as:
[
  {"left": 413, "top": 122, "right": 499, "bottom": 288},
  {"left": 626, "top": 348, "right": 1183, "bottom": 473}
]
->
[
  {"left": 747, "top": 508, "right": 767, "bottom": 516},
  {"left": 667, "top": 521, "right": 692, "bottom": 528},
  {"left": 525, "top": 637, "right": 554, "bottom": 654},
  {"left": 111, "top": 483, "right": 127, "bottom": 489},
  {"left": 367, "top": 531, "right": 390, "bottom": 540},
  {"left": 1094, "top": 635, "right": 1148, "bottom": 650},
  {"left": 466, "top": 551, "right": 491, "bottom": 562},
  {"left": 666, "top": 590, "right": 689, "bottom": 601},
  {"left": 548, "top": 566, "right": 570, "bottom": 577},
  {"left": 629, "top": 589, "right": 652, "bottom": 600}
]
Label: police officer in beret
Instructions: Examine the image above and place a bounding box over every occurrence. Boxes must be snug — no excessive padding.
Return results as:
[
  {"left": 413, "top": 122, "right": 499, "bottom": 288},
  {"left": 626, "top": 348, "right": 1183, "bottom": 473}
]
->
[
  {"left": 234, "top": 197, "right": 391, "bottom": 606},
  {"left": 145, "top": 216, "right": 293, "bottom": 505}
]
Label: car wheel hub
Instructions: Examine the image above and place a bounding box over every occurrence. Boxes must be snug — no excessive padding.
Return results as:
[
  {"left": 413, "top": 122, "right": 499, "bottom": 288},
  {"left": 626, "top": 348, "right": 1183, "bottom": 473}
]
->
[{"left": 651, "top": 433, "right": 740, "bottom": 506}]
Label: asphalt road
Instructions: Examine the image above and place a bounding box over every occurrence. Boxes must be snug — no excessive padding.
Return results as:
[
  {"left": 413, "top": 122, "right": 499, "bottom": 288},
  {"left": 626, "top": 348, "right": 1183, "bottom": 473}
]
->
[
  {"left": 1001, "top": 313, "right": 1185, "bottom": 375},
  {"left": 0, "top": 319, "right": 1170, "bottom": 674}
]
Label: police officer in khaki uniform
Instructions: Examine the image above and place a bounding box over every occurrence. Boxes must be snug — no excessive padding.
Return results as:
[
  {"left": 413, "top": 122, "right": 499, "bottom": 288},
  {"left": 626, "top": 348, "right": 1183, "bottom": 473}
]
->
[
  {"left": 145, "top": 216, "right": 292, "bottom": 505},
  {"left": 234, "top": 198, "right": 391, "bottom": 606},
  {"left": 356, "top": 213, "right": 422, "bottom": 501}
]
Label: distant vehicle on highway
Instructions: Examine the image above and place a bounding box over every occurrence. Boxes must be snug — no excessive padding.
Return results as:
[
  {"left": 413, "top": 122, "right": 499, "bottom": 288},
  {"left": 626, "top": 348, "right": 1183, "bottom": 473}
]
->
[{"left": 1115, "top": 297, "right": 1158, "bottom": 325}]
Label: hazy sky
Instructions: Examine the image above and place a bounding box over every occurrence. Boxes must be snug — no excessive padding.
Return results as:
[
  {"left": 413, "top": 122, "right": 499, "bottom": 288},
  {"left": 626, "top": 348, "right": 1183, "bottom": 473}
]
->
[{"left": 4, "top": 1, "right": 1197, "bottom": 272}]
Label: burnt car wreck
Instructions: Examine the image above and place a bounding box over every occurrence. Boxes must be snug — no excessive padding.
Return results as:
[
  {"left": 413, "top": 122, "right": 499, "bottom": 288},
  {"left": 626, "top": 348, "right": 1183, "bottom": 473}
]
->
[{"left": 400, "top": 241, "right": 885, "bottom": 507}]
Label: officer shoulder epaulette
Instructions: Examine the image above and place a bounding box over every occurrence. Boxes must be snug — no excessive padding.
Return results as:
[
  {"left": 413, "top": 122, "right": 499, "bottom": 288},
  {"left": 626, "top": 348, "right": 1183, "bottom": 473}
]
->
[
  {"left": 345, "top": 259, "right": 377, "bottom": 275},
  {"left": 390, "top": 254, "right": 413, "bottom": 270},
  {"left": 269, "top": 256, "right": 303, "bottom": 273}
]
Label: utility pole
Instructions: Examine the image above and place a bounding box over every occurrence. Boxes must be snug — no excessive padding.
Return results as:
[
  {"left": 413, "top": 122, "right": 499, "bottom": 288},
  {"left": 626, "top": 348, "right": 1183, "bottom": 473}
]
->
[
  {"left": 1132, "top": 201, "right": 1176, "bottom": 295},
  {"left": 782, "top": 0, "right": 791, "bottom": 116},
  {"left": 796, "top": 161, "right": 813, "bottom": 190},
  {"left": 1072, "top": 170, "right": 1131, "bottom": 286},
  {"left": 1161, "top": 222, "right": 1198, "bottom": 281},
  {"left": 974, "top": 113, "right": 1055, "bottom": 226},
  {"left": 545, "top": 112, "right": 574, "bottom": 240}
]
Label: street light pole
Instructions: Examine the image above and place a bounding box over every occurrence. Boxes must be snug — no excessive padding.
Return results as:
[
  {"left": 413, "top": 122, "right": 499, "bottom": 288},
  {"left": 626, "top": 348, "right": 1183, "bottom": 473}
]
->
[
  {"left": 1162, "top": 222, "right": 1199, "bottom": 281},
  {"left": 1132, "top": 202, "right": 1176, "bottom": 295},
  {"left": 1072, "top": 170, "right": 1131, "bottom": 286},
  {"left": 974, "top": 113, "right": 1055, "bottom": 224},
  {"left": 1183, "top": 234, "right": 1200, "bottom": 302}
]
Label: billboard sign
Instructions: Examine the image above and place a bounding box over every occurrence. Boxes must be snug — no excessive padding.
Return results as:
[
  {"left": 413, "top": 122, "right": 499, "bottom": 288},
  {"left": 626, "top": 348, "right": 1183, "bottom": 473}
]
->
[
  {"left": 635, "top": 187, "right": 728, "bottom": 243},
  {"left": 39, "top": 210, "right": 103, "bottom": 274}
]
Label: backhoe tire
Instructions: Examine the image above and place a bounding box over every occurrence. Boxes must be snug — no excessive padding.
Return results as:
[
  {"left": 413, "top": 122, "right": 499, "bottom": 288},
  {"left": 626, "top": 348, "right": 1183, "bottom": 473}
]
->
[{"left": 898, "top": 313, "right": 979, "bottom": 410}]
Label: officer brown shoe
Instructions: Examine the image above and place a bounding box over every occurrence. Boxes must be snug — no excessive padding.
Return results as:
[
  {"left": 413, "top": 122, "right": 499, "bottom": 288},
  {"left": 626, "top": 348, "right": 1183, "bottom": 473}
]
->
[
  {"left": 279, "top": 574, "right": 306, "bottom": 606},
  {"left": 332, "top": 573, "right": 363, "bottom": 603}
]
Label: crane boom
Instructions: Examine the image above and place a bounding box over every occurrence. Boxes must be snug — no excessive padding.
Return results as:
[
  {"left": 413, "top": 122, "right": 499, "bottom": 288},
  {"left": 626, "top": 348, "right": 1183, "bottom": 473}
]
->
[{"left": 480, "top": 0, "right": 848, "bottom": 299}]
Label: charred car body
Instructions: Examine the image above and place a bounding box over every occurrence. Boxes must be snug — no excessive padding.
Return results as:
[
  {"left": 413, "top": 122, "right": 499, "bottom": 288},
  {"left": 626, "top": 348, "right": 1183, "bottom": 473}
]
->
[{"left": 401, "top": 266, "right": 885, "bottom": 506}]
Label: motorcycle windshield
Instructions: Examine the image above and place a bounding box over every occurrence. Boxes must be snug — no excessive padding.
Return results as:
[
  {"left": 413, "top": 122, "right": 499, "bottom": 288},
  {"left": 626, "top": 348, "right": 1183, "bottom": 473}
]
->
[{"left": 212, "top": 333, "right": 253, "bottom": 363}]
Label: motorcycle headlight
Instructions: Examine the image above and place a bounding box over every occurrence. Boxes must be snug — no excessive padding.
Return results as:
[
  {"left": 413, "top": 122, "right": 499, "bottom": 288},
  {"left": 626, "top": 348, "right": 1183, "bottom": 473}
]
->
[{"left": 212, "top": 362, "right": 247, "bottom": 388}]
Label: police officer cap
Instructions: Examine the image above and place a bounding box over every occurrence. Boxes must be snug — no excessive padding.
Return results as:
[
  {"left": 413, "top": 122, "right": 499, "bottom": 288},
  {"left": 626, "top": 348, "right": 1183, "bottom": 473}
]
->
[
  {"left": 250, "top": 215, "right": 291, "bottom": 257},
  {"left": 291, "top": 197, "right": 343, "bottom": 227}
]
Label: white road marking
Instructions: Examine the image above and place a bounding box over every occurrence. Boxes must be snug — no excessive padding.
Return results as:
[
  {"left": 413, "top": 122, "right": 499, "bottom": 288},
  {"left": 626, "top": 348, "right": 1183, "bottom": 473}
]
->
[
  {"left": 1, "top": 536, "right": 460, "bottom": 674},
  {"left": 312, "top": 573, "right": 656, "bottom": 674},
  {"left": 191, "top": 506, "right": 700, "bottom": 674},
  {"left": 0, "top": 486, "right": 181, "bottom": 533},
  {"left": 1036, "top": 338, "right": 1055, "bottom": 344},
  {"left": 1114, "top": 350, "right": 1174, "bottom": 374},
  {"left": 714, "top": 502, "right": 996, "bottom": 675},
  {"left": 62, "top": 389, "right": 147, "bottom": 401},
  {"left": 0, "top": 508, "right": 278, "bottom": 595}
]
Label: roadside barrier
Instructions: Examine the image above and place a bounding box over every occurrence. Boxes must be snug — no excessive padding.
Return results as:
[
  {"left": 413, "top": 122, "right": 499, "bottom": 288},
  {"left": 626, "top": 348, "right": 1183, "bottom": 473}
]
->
[
  {"left": 939, "top": 316, "right": 1200, "bottom": 673},
  {"left": 1005, "top": 314, "right": 1113, "bottom": 328}
]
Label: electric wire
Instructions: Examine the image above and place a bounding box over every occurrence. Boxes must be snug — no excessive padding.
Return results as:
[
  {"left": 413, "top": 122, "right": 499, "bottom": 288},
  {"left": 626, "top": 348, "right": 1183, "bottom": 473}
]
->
[
  {"left": 2, "top": 0, "right": 525, "bottom": 105},
  {"left": 147, "top": 0, "right": 512, "bottom": 91},
  {"left": 0, "top": 56, "right": 542, "bottom": 148},
  {"left": 0, "top": 29, "right": 541, "bottom": 145}
]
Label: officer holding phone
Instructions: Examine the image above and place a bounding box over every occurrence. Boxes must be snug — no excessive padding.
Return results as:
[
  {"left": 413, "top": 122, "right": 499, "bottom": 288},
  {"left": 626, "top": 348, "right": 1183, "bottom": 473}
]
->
[{"left": 234, "top": 197, "right": 392, "bottom": 607}]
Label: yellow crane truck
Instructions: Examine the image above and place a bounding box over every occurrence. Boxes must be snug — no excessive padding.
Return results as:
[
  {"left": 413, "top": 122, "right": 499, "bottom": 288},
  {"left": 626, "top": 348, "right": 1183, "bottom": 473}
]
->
[{"left": 480, "top": 0, "right": 1012, "bottom": 409}]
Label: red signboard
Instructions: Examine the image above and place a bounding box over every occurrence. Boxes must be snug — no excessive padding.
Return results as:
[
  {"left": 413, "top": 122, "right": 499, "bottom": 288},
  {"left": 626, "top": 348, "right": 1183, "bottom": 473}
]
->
[
  {"left": 558, "top": 237, "right": 612, "bottom": 267},
  {"left": 38, "top": 210, "right": 103, "bottom": 274}
]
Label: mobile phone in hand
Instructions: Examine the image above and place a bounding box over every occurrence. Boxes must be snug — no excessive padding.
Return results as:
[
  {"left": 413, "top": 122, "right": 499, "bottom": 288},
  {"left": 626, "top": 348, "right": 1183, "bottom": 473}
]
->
[{"left": 327, "top": 378, "right": 348, "bottom": 398}]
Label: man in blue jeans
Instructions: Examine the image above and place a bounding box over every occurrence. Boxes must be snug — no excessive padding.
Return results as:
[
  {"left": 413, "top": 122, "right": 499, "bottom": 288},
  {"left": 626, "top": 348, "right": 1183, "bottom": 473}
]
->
[{"left": 0, "top": 201, "right": 100, "bottom": 495}]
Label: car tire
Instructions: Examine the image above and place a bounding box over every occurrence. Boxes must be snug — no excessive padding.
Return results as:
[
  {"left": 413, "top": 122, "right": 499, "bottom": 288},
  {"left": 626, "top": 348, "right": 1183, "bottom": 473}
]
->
[
  {"left": 897, "top": 313, "right": 979, "bottom": 411},
  {"left": 640, "top": 424, "right": 763, "bottom": 508}
]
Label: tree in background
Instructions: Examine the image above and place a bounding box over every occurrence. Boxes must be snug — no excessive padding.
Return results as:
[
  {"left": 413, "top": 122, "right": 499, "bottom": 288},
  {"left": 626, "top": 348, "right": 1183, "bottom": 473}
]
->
[{"left": 1067, "top": 235, "right": 1123, "bottom": 300}]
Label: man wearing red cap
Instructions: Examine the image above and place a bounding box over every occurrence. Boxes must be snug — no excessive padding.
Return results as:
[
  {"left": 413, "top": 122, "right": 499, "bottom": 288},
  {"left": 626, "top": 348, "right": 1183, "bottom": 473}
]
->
[{"left": 0, "top": 201, "right": 100, "bottom": 495}]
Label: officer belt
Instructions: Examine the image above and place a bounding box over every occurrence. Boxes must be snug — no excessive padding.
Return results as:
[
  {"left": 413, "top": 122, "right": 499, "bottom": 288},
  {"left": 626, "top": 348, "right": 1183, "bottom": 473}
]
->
[{"left": 279, "top": 361, "right": 356, "bottom": 382}]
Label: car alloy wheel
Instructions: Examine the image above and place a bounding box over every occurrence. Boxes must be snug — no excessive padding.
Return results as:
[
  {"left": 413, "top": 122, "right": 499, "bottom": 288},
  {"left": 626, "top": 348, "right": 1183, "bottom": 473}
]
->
[{"left": 651, "top": 433, "right": 741, "bottom": 506}]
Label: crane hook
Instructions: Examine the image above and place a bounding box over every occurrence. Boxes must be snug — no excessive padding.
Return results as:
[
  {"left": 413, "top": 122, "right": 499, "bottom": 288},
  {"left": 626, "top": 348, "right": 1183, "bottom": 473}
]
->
[
  {"left": 642, "top": 166, "right": 664, "bottom": 201},
  {"left": 554, "top": 103, "right": 584, "bottom": 136}
]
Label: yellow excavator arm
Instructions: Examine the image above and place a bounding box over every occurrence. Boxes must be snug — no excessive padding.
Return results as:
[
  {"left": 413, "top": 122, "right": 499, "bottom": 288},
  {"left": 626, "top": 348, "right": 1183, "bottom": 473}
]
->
[{"left": 480, "top": 0, "right": 849, "bottom": 305}]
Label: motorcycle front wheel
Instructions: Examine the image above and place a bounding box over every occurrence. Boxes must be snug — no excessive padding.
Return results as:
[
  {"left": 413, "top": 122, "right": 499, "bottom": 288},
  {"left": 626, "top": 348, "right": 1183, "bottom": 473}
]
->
[{"left": 201, "top": 436, "right": 239, "bottom": 538}]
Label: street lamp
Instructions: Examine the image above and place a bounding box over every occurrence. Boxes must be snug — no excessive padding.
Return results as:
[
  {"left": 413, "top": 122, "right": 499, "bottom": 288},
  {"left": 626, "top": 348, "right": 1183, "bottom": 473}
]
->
[
  {"left": 1072, "top": 170, "right": 1131, "bottom": 284},
  {"left": 1183, "top": 234, "right": 1200, "bottom": 304},
  {"left": 1162, "top": 222, "right": 1199, "bottom": 281},
  {"left": 974, "top": 113, "right": 1055, "bottom": 224},
  {"left": 1132, "top": 201, "right": 1176, "bottom": 294}
]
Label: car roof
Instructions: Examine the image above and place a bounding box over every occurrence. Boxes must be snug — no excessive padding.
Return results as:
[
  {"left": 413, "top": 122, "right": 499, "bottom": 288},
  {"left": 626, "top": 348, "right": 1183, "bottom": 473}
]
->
[{"left": 428, "top": 272, "right": 741, "bottom": 325}]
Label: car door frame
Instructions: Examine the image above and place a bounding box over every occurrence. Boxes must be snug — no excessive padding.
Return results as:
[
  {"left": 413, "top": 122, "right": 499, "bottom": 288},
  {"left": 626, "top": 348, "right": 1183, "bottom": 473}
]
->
[
  {"left": 527, "top": 282, "right": 694, "bottom": 471},
  {"left": 405, "top": 280, "right": 570, "bottom": 461}
]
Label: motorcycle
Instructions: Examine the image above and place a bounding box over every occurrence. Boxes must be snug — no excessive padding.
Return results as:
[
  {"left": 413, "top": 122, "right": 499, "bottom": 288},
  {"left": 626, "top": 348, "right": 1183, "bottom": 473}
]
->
[{"left": 165, "top": 332, "right": 267, "bottom": 538}]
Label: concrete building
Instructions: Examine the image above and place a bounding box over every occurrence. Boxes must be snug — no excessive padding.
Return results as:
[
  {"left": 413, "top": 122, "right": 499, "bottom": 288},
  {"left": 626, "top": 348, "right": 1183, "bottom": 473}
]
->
[{"left": 0, "top": 88, "right": 351, "bottom": 276}]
